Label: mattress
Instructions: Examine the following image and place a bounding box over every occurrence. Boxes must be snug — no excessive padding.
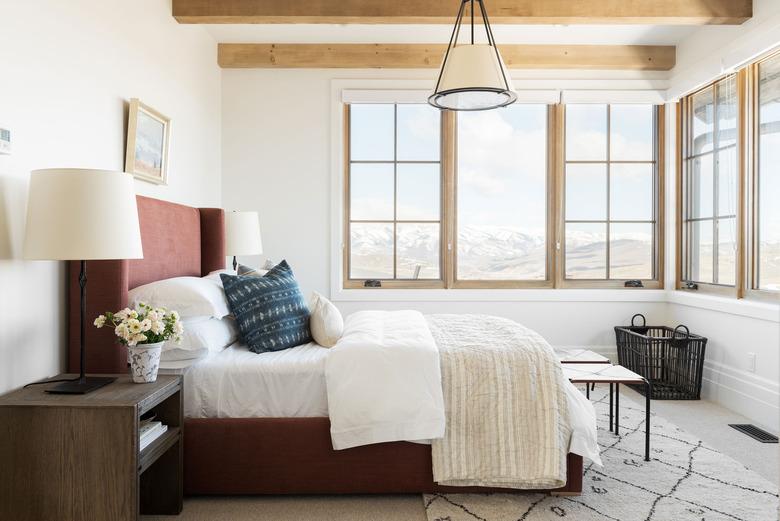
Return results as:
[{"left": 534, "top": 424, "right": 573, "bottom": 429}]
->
[{"left": 183, "top": 341, "right": 330, "bottom": 418}]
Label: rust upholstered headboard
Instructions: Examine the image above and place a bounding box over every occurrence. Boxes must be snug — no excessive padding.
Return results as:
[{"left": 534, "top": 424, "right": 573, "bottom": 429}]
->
[{"left": 67, "top": 195, "right": 225, "bottom": 374}]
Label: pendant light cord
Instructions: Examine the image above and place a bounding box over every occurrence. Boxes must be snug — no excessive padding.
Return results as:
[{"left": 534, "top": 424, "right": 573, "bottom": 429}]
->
[{"left": 470, "top": 0, "right": 474, "bottom": 44}]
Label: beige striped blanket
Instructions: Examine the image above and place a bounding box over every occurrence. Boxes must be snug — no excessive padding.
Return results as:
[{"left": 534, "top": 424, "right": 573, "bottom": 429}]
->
[{"left": 427, "top": 314, "right": 572, "bottom": 489}]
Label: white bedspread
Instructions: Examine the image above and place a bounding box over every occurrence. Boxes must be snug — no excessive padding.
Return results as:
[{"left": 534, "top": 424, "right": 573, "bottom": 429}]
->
[
  {"left": 325, "top": 310, "right": 446, "bottom": 450},
  {"left": 429, "top": 314, "right": 572, "bottom": 488}
]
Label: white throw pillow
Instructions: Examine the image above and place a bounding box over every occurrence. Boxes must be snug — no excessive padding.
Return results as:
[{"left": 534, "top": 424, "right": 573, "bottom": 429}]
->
[
  {"left": 161, "top": 316, "right": 238, "bottom": 362},
  {"left": 309, "top": 291, "right": 343, "bottom": 348},
  {"left": 129, "top": 276, "right": 230, "bottom": 319}
]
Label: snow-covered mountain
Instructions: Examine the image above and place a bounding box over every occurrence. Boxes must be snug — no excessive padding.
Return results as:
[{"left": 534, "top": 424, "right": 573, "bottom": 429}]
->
[{"left": 349, "top": 224, "right": 780, "bottom": 286}]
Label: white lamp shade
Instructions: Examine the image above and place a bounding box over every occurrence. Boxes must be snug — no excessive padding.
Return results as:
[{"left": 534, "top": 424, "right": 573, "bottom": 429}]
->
[
  {"left": 23, "top": 169, "right": 143, "bottom": 260},
  {"left": 429, "top": 44, "right": 517, "bottom": 110},
  {"left": 225, "top": 211, "right": 263, "bottom": 256}
]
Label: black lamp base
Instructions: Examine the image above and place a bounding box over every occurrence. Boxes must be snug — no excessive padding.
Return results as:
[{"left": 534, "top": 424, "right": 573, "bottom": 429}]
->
[{"left": 45, "top": 376, "right": 117, "bottom": 395}]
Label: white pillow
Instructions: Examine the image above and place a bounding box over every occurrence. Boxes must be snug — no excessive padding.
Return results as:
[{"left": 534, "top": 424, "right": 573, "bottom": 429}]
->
[
  {"left": 161, "top": 316, "right": 238, "bottom": 362},
  {"left": 309, "top": 292, "right": 343, "bottom": 348},
  {"left": 128, "top": 276, "right": 230, "bottom": 319}
]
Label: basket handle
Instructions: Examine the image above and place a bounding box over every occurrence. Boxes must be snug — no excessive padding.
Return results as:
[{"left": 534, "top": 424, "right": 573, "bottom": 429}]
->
[
  {"left": 673, "top": 325, "right": 690, "bottom": 338},
  {"left": 631, "top": 314, "right": 646, "bottom": 327}
]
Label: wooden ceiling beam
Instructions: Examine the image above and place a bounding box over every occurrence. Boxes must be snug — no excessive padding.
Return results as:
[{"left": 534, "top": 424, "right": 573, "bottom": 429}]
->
[
  {"left": 175, "top": 0, "right": 751, "bottom": 25},
  {"left": 218, "top": 43, "right": 676, "bottom": 71}
]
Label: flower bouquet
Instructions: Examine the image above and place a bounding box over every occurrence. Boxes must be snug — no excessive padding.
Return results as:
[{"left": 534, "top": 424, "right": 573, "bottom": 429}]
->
[{"left": 94, "top": 303, "right": 183, "bottom": 383}]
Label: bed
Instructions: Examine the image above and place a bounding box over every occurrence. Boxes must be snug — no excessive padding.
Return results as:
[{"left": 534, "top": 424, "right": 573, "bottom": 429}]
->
[{"left": 68, "top": 195, "right": 584, "bottom": 495}]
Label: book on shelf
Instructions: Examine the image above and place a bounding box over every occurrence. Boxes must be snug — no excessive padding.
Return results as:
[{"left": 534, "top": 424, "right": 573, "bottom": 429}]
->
[{"left": 139, "top": 420, "right": 168, "bottom": 451}]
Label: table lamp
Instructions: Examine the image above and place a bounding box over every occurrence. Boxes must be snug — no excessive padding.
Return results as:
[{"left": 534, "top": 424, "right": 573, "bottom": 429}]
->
[
  {"left": 24, "top": 169, "right": 143, "bottom": 394},
  {"left": 225, "top": 211, "right": 263, "bottom": 271}
]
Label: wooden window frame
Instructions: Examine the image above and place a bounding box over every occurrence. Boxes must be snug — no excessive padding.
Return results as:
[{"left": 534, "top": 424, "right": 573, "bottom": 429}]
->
[
  {"left": 745, "top": 50, "right": 780, "bottom": 301},
  {"left": 342, "top": 103, "right": 447, "bottom": 289},
  {"left": 343, "top": 101, "right": 664, "bottom": 290},
  {"left": 677, "top": 74, "right": 745, "bottom": 298},
  {"left": 557, "top": 104, "right": 665, "bottom": 290},
  {"left": 450, "top": 105, "right": 557, "bottom": 289}
]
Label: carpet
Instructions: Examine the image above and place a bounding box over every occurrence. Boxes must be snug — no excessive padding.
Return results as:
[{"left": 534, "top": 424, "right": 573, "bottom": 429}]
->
[{"left": 424, "top": 387, "right": 779, "bottom": 521}]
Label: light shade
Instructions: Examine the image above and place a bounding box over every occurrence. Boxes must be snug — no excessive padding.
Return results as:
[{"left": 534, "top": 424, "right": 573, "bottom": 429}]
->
[
  {"left": 428, "top": 0, "right": 516, "bottom": 111},
  {"left": 23, "top": 169, "right": 143, "bottom": 260},
  {"left": 429, "top": 45, "right": 517, "bottom": 110},
  {"left": 225, "top": 211, "right": 263, "bottom": 256}
]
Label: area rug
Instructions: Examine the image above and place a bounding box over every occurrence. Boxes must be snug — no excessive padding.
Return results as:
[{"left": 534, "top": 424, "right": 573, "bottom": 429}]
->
[{"left": 424, "top": 388, "right": 778, "bottom": 521}]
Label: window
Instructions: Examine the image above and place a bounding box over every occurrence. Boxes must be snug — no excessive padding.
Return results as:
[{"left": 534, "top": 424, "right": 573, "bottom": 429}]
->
[
  {"left": 680, "top": 76, "right": 739, "bottom": 290},
  {"left": 754, "top": 53, "right": 780, "bottom": 292},
  {"left": 455, "top": 105, "right": 551, "bottom": 286},
  {"left": 563, "top": 104, "right": 660, "bottom": 285},
  {"left": 343, "top": 100, "right": 663, "bottom": 289},
  {"left": 345, "top": 104, "right": 444, "bottom": 287}
]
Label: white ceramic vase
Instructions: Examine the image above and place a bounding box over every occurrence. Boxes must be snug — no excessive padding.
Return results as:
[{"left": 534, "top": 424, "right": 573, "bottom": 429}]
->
[{"left": 127, "top": 341, "right": 164, "bottom": 383}]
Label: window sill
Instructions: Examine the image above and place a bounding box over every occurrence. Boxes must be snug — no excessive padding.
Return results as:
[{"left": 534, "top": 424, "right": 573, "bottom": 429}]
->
[
  {"left": 331, "top": 288, "right": 668, "bottom": 303},
  {"left": 668, "top": 291, "right": 780, "bottom": 323}
]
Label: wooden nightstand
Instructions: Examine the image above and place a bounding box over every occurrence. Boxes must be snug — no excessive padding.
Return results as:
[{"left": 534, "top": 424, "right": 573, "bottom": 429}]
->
[{"left": 0, "top": 374, "right": 183, "bottom": 521}]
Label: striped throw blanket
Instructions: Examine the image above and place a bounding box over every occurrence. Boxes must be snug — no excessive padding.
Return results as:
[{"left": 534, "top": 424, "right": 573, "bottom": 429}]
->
[{"left": 427, "top": 314, "right": 572, "bottom": 489}]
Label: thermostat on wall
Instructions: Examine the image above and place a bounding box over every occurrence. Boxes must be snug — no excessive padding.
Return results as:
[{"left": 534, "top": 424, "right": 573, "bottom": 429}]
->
[{"left": 0, "top": 128, "right": 10, "bottom": 155}]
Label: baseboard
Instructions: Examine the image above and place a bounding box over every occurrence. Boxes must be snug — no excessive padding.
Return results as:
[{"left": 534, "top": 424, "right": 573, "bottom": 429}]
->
[{"left": 701, "top": 360, "right": 780, "bottom": 432}]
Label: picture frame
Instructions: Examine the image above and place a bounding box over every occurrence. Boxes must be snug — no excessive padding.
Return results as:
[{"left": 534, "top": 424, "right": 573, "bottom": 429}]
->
[{"left": 125, "top": 98, "right": 170, "bottom": 185}]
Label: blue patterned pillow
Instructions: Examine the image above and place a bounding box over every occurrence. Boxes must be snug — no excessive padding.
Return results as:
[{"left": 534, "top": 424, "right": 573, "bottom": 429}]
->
[{"left": 220, "top": 260, "right": 312, "bottom": 353}]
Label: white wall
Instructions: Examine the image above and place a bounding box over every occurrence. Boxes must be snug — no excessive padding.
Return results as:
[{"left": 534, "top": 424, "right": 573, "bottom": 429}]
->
[
  {"left": 0, "top": 0, "right": 221, "bottom": 394},
  {"left": 668, "top": 0, "right": 780, "bottom": 99}
]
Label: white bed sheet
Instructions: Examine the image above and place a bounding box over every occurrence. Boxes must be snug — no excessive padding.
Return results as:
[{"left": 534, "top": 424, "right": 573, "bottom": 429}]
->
[{"left": 183, "top": 341, "right": 330, "bottom": 418}]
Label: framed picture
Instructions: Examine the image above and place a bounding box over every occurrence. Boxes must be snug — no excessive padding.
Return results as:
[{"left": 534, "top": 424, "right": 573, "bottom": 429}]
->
[{"left": 125, "top": 98, "right": 170, "bottom": 185}]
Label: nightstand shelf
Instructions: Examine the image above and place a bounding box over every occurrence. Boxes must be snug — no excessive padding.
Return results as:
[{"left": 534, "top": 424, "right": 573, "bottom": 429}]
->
[
  {"left": 0, "top": 374, "right": 183, "bottom": 521},
  {"left": 140, "top": 426, "right": 181, "bottom": 473}
]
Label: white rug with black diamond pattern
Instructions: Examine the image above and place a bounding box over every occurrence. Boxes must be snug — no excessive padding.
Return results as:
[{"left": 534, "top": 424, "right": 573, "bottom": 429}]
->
[{"left": 424, "top": 387, "right": 778, "bottom": 521}]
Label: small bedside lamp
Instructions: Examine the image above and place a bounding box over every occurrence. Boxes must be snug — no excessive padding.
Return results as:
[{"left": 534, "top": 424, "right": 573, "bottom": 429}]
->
[
  {"left": 24, "top": 169, "right": 143, "bottom": 394},
  {"left": 225, "top": 211, "right": 263, "bottom": 271}
]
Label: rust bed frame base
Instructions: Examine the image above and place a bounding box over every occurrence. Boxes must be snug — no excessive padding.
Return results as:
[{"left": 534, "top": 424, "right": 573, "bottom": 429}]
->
[{"left": 184, "top": 417, "right": 583, "bottom": 496}]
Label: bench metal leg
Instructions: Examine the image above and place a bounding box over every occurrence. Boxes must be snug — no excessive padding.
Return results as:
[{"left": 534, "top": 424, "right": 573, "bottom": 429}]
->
[
  {"left": 609, "top": 383, "right": 613, "bottom": 432},
  {"left": 615, "top": 383, "right": 620, "bottom": 435},
  {"left": 644, "top": 379, "right": 652, "bottom": 462},
  {"left": 586, "top": 383, "right": 590, "bottom": 399}
]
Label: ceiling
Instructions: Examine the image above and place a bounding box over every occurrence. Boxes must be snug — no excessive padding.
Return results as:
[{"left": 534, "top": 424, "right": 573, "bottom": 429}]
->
[{"left": 203, "top": 24, "right": 699, "bottom": 46}]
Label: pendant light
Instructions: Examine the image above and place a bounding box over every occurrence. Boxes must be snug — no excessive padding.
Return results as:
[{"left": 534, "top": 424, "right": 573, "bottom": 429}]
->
[{"left": 428, "top": 0, "right": 517, "bottom": 111}]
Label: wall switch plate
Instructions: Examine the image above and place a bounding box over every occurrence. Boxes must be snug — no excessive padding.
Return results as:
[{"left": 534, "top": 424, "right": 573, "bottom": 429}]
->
[
  {"left": 747, "top": 352, "right": 756, "bottom": 373},
  {"left": 0, "top": 128, "right": 10, "bottom": 155}
]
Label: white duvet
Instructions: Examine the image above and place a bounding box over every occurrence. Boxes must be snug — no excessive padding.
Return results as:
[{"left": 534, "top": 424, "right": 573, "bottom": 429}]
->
[
  {"left": 325, "top": 310, "right": 446, "bottom": 450},
  {"left": 325, "top": 310, "right": 601, "bottom": 467}
]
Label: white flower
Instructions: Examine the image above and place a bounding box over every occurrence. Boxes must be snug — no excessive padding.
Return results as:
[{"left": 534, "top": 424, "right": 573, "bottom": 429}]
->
[
  {"left": 127, "top": 319, "right": 142, "bottom": 334},
  {"left": 146, "top": 310, "right": 159, "bottom": 322},
  {"left": 140, "top": 319, "right": 152, "bottom": 332},
  {"left": 115, "top": 308, "right": 132, "bottom": 321},
  {"left": 174, "top": 321, "right": 184, "bottom": 335},
  {"left": 170, "top": 311, "right": 180, "bottom": 322},
  {"left": 93, "top": 315, "right": 106, "bottom": 328},
  {"left": 115, "top": 323, "right": 129, "bottom": 340},
  {"left": 129, "top": 310, "right": 139, "bottom": 319},
  {"left": 147, "top": 319, "right": 161, "bottom": 334}
]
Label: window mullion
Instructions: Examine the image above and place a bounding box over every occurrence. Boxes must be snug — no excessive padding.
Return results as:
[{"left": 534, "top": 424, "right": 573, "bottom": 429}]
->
[{"left": 606, "top": 105, "right": 612, "bottom": 280}]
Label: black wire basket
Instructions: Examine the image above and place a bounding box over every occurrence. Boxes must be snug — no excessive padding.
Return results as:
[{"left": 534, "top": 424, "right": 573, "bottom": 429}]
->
[{"left": 615, "top": 314, "right": 707, "bottom": 400}]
